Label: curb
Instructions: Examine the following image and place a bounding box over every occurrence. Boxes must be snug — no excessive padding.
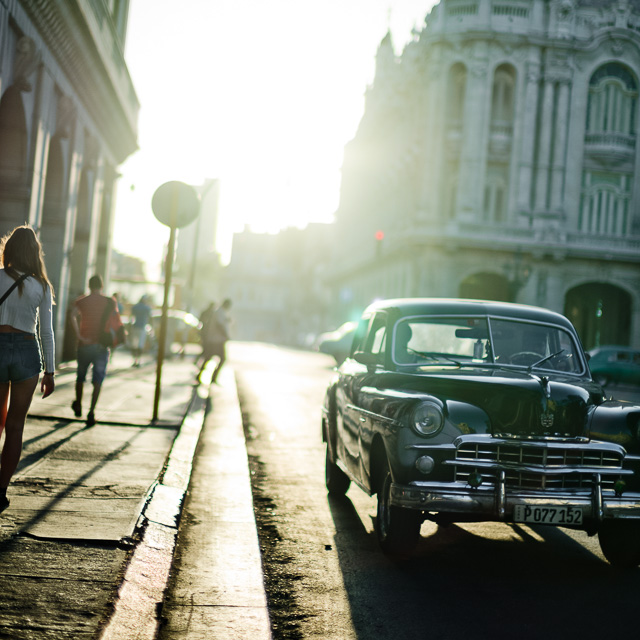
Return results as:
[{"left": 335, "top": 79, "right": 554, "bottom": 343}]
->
[{"left": 99, "top": 361, "right": 215, "bottom": 640}]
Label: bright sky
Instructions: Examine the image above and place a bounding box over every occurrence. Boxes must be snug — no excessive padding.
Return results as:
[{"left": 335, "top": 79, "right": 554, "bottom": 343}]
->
[{"left": 112, "top": 0, "right": 436, "bottom": 274}]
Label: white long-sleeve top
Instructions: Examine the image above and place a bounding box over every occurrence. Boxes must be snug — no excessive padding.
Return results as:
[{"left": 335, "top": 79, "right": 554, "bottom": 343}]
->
[{"left": 0, "top": 269, "right": 55, "bottom": 372}]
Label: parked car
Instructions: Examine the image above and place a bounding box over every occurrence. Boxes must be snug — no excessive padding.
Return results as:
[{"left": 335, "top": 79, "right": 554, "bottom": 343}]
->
[
  {"left": 316, "top": 321, "right": 358, "bottom": 364},
  {"left": 322, "top": 298, "right": 640, "bottom": 566},
  {"left": 588, "top": 345, "right": 640, "bottom": 387}
]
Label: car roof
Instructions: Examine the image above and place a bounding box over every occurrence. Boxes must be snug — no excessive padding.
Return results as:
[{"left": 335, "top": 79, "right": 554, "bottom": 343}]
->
[
  {"left": 589, "top": 345, "right": 638, "bottom": 354},
  {"left": 363, "top": 298, "right": 575, "bottom": 330}
]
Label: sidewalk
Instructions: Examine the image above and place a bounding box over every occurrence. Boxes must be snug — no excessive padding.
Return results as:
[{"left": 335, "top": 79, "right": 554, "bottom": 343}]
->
[{"left": 1, "top": 347, "right": 270, "bottom": 639}]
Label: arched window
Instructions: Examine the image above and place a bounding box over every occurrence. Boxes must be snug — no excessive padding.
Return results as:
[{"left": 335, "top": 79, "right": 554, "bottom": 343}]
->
[
  {"left": 0, "top": 87, "right": 28, "bottom": 184},
  {"left": 447, "top": 63, "right": 467, "bottom": 126},
  {"left": 580, "top": 64, "right": 638, "bottom": 236},
  {"left": 586, "top": 63, "right": 637, "bottom": 136},
  {"left": 491, "top": 65, "right": 516, "bottom": 124}
]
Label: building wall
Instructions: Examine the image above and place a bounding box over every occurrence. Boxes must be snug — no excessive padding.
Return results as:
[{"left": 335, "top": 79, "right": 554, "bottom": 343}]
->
[
  {"left": 329, "top": 0, "right": 640, "bottom": 350},
  {"left": 0, "top": 0, "right": 138, "bottom": 361}
]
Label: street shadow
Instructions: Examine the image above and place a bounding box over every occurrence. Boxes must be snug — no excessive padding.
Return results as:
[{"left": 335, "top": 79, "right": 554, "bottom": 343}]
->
[
  {"left": 17, "top": 420, "right": 87, "bottom": 474},
  {"left": 327, "top": 494, "right": 640, "bottom": 640},
  {"left": 13, "top": 427, "right": 147, "bottom": 537}
]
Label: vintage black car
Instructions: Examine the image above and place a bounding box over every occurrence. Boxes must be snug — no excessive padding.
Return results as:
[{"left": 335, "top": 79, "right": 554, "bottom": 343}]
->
[{"left": 322, "top": 299, "right": 640, "bottom": 566}]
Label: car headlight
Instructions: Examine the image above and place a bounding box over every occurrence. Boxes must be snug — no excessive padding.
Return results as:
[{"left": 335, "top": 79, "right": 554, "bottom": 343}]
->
[{"left": 412, "top": 401, "right": 444, "bottom": 436}]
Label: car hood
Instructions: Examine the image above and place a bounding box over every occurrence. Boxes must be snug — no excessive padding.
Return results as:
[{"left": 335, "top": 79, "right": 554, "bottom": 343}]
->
[{"left": 393, "top": 369, "right": 602, "bottom": 439}]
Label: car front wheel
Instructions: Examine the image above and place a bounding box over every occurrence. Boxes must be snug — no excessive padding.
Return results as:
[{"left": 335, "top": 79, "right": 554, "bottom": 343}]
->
[
  {"left": 598, "top": 520, "right": 640, "bottom": 568},
  {"left": 325, "top": 445, "right": 350, "bottom": 496},
  {"left": 376, "top": 459, "right": 421, "bottom": 556}
]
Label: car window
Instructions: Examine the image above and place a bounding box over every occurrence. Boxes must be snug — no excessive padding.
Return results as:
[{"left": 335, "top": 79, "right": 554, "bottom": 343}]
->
[
  {"left": 393, "top": 317, "right": 490, "bottom": 364},
  {"left": 392, "top": 315, "right": 583, "bottom": 373},
  {"left": 351, "top": 317, "right": 370, "bottom": 354},
  {"left": 364, "top": 313, "right": 387, "bottom": 363}
]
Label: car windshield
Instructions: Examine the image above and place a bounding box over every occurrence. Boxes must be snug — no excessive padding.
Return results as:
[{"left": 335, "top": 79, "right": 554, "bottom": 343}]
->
[{"left": 393, "top": 315, "right": 583, "bottom": 374}]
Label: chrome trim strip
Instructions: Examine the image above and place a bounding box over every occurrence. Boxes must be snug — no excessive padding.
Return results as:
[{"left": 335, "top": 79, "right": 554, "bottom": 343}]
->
[
  {"left": 405, "top": 443, "right": 457, "bottom": 452},
  {"left": 593, "top": 473, "right": 603, "bottom": 521},
  {"left": 445, "top": 460, "right": 633, "bottom": 476},
  {"left": 347, "top": 404, "right": 398, "bottom": 426},
  {"left": 452, "top": 435, "right": 625, "bottom": 455},
  {"left": 497, "top": 470, "right": 506, "bottom": 520}
]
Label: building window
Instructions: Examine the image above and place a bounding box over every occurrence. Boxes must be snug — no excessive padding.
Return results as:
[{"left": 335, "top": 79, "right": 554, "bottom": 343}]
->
[
  {"left": 579, "top": 172, "right": 631, "bottom": 235},
  {"left": 448, "top": 63, "right": 467, "bottom": 127},
  {"left": 586, "top": 63, "right": 637, "bottom": 137},
  {"left": 581, "top": 64, "right": 637, "bottom": 235},
  {"left": 491, "top": 65, "right": 516, "bottom": 124}
]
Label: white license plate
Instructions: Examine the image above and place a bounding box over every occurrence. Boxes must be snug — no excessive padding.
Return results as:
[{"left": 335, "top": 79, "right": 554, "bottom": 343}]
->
[{"left": 513, "top": 505, "right": 583, "bottom": 525}]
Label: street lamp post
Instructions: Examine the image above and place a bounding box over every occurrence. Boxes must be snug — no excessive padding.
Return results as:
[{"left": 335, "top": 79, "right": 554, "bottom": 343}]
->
[{"left": 151, "top": 181, "right": 200, "bottom": 422}]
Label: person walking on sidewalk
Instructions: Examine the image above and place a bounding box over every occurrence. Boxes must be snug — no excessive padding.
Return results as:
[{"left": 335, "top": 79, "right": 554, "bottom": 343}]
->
[
  {"left": 130, "top": 294, "right": 152, "bottom": 367},
  {"left": 70, "top": 275, "right": 122, "bottom": 426},
  {"left": 0, "top": 226, "right": 56, "bottom": 515},
  {"left": 198, "top": 298, "right": 231, "bottom": 383}
]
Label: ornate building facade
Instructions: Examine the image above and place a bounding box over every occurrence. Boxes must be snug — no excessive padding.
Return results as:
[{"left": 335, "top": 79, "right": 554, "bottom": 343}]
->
[
  {"left": 0, "top": 0, "right": 138, "bottom": 359},
  {"left": 329, "top": 0, "right": 640, "bottom": 349}
]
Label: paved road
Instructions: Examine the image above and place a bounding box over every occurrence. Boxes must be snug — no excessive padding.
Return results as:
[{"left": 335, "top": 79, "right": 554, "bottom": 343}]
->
[{"left": 232, "top": 342, "right": 640, "bottom": 640}]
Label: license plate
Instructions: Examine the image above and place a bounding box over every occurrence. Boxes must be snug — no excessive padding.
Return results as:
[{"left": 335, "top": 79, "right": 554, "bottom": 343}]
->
[{"left": 513, "top": 505, "right": 583, "bottom": 525}]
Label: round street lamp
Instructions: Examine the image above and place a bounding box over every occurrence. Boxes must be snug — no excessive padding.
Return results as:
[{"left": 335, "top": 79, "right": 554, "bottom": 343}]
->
[{"left": 151, "top": 181, "right": 200, "bottom": 421}]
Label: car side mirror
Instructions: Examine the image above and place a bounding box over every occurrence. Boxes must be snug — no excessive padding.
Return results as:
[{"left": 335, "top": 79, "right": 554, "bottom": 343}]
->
[{"left": 353, "top": 351, "right": 378, "bottom": 372}]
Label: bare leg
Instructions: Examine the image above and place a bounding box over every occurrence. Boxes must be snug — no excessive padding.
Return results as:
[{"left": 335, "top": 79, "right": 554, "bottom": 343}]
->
[
  {"left": 0, "top": 375, "right": 39, "bottom": 488},
  {"left": 75, "top": 381, "right": 84, "bottom": 406},
  {"left": 0, "top": 383, "right": 9, "bottom": 437},
  {"left": 89, "top": 382, "right": 102, "bottom": 414}
]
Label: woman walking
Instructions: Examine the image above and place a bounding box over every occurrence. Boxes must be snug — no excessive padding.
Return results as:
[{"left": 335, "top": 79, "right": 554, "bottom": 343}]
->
[{"left": 0, "top": 225, "right": 55, "bottom": 514}]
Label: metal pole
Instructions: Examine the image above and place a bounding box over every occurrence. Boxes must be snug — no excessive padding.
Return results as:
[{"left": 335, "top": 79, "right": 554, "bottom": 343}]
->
[{"left": 152, "top": 188, "right": 179, "bottom": 422}]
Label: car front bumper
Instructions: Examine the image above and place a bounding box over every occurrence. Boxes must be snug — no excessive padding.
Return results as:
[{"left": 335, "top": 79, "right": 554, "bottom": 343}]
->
[{"left": 390, "top": 475, "right": 640, "bottom": 523}]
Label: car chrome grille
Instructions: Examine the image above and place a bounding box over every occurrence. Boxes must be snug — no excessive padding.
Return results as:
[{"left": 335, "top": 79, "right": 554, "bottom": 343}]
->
[{"left": 455, "top": 441, "right": 624, "bottom": 491}]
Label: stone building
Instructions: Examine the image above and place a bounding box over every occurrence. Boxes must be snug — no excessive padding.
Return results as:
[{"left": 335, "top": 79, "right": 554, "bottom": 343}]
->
[
  {"left": 329, "top": 0, "right": 640, "bottom": 349},
  {"left": 0, "top": 1, "right": 138, "bottom": 360},
  {"left": 222, "top": 225, "right": 333, "bottom": 345}
]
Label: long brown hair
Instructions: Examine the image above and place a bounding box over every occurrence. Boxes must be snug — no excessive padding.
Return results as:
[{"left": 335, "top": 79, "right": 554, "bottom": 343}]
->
[{"left": 0, "top": 225, "right": 54, "bottom": 300}]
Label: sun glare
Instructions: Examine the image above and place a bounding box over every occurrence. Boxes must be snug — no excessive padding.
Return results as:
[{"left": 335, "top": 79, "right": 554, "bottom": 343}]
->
[{"left": 113, "top": 0, "right": 434, "bottom": 271}]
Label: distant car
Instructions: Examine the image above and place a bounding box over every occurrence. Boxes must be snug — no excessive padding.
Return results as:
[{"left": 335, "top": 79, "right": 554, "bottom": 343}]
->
[
  {"left": 322, "top": 298, "right": 640, "bottom": 567},
  {"left": 316, "top": 321, "right": 358, "bottom": 364},
  {"left": 150, "top": 310, "right": 202, "bottom": 355},
  {"left": 588, "top": 346, "right": 640, "bottom": 387}
]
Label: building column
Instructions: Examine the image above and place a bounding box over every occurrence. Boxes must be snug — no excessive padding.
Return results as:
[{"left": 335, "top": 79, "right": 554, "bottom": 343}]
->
[
  {"left": 516, "top": 59, "right": 540, "bottom": 216},
  {"left": 549, "top": 80, "right": 571, "bottom": 212},
  {"left": 420, "top": 53, "right": 447, "bottom": 219},
  {"left": 458, "top": 49, "right": 489, "bottom": 220},
  {"left": 534, "top": 79, "right": 555, "bottom": 212}
]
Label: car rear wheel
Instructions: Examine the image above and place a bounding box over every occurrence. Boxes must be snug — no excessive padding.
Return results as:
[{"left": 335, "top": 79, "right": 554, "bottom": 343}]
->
[
  {"left": 598, "top": 521, "right": 640, "bottom": 568},
  {"left": 376, "top": 459, "right": 421, "bottom": 556},
  {"left": 325, "top": 445, "right": 350, "bottom": 496}
]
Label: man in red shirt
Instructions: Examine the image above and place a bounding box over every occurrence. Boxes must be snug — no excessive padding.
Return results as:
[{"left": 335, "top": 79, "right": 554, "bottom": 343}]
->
[{"left": 70, "top": 274, "right": 122, "bottom": 426}]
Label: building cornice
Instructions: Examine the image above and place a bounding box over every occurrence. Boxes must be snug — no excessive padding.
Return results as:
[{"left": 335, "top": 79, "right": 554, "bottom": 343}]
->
[{"left": 19, "top": 0, "right": 138, "bottom": 162}]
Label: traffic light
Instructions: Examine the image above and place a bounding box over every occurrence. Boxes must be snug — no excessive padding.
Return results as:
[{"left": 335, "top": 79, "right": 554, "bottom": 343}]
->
[{"left": 375, "top": 230, "right": 384, "bottom": 257}]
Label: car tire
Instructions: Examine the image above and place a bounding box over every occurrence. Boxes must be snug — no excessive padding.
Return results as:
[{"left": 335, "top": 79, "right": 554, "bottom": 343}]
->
[
  {"left": 593, "top": 374, "right": 610, "bottom": 387},
  {"left": 376, "top": 459, "right": 421, "bottom": 556},
  {"left": 325, "top": 445, "right": 350, "bottom": 496},
  {"left": 598, "top": 521, "right": 640, "bottom": 568}
]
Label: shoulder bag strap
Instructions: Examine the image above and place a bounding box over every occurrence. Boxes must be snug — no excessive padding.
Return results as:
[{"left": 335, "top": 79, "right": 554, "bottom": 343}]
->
[
  {"left": 99, "top": 297, "right": 116, "bottom": 329},
  {"left": 0, "top": 273, "right": 29, "bottom": 307}
]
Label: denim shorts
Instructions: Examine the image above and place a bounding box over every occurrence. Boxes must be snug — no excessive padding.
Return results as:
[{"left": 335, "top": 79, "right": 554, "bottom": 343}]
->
[
  {"left": 0, "top": 333, "right": 42, "bottom": 383},
  {"left": 77, "top": 343, "right": 110, "bottom": 384}
]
